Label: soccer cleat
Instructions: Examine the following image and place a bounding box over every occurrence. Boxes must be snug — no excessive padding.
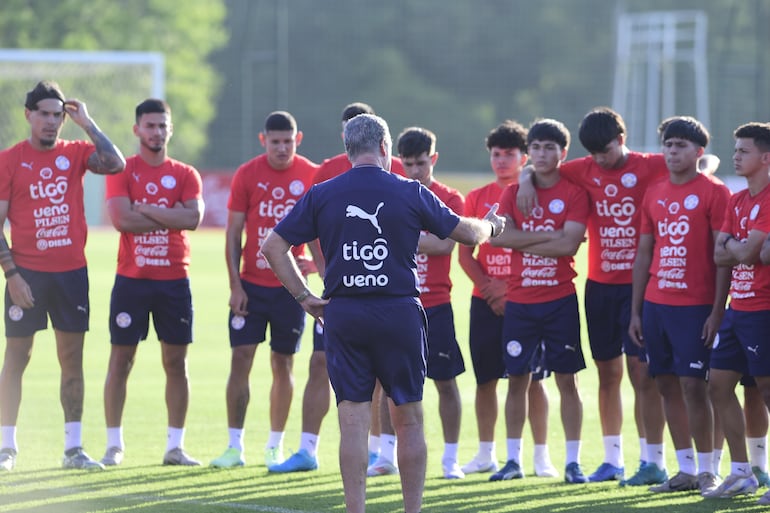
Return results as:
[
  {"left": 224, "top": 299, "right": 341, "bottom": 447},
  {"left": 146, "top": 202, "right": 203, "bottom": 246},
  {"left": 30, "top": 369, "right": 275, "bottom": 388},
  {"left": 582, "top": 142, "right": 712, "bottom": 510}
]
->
[
  {"left": 442, "top": 459, "right": 465, "bottom": 479},
  {"left": 648, "top": 471, "right": 698, "bottom": 493},
  {"left": 564, "top": 462, "right": 588, "bottom": 484},
  {"left": 100, "top": 446, "right": 124, "bottom": 466},
  {"left": 702, "top": 472, "right": 758, "bottom": 498},
  {"left": 489, "top": 459, "right": 524, "bottom": 481},
  {"left": 461, "top": 454, "right": 499, "bottom": 474},
  {"left": 619, "top": 461, "right": 667, "bottom": 487},
  {"left": 268, "top": 449, "right": 318, "bottom": 473},
  {"left": 367, "top": 458, "right": 398, "bottom": 477},
  {"left": 758, "top": 489, "right": 770, "bottom": 505},
  {"left": 210, "top": 447, "right": 245, "bottom": 468},
  {"left": 697, "top": 471, "right": 720, "bottom": 496},
  {"left": 368, "top": 450, "right": 379, "bottom": 467},
  {"left": 0, "top": 448, "right": 17, "bottom": 471},
  {"left": 62, "top": 447, "right": 104, "bottom": 471},
  {"left": 753, "top": 466, "right": 770, "bottom": 487},
  {"left": 265, "top": 446, "right": 284, "bottom": 467},
  {"left": 534, "top": 460, "right": 559, "bottom": 478},
  {"left": 163, "top": 447, "right": 201, "bottom": 466},
  {"left": 588, "top": 462, "right": 624, "bottom": 482}
]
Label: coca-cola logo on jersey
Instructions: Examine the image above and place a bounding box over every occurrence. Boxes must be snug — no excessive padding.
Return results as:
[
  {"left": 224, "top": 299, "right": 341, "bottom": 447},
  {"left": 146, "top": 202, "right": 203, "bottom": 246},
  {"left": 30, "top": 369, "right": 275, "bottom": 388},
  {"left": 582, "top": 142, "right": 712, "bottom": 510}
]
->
[{"left": 35, "top": 225, "right": 68, "bottom": 238}]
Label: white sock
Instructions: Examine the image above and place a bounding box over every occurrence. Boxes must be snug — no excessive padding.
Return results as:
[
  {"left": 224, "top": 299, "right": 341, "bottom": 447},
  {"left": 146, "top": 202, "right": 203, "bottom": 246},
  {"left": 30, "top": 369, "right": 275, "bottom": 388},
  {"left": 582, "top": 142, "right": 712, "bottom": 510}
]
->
[
  {"left": 603, "top": 435, "right": 623, "bottom": 467},
  {"left": 1, "top": 426, "right": 17, "bottom": 451},
  {"left": 368, "top": 435, "right": 380, "bottom": 455},
  {"left": 713, "top": 448, "right": 723, "bottom": 475},
  {"left": 697, "top": 452, "right": 714, "bottom": 475},
  {"left": 167, "top": 427, "right": 185, "bottom": 452},
  {"left": 380, "top": 434, "right": 396, "bottom": 463},
  {"left": 748, "top": 436, "right": 768, "bottom": 471},
  {"left": 228, "top": 428, "right": 244, "bottom": 452},
  {"left": 443, "top": 442, "right": 459, "bottom": 464},
  {"left": 266, "top": 431, "right": 284, "bottom": 449},
  {"left": 648, "top": 443, "right": 665, "bottom": 468},
  {"left": 639, "top": 437, "right": 648, "bottom": 463},
  {"left": 676, "top": 448, "right": 696, "bottom": 475},
  {"left": 732, "top": 461, "right": 752, "bottom": 476},
  {"left": 300, "top": 432, "right": 319, "bottom": 457},
  {"left": 566, "top": 440, "right": 581, "bottom": 465},
  {"left": 106, "top": 426, "right": 124, "bottom": 450},
  {"left": 479, "top": 441, "right": 496, "bottom": 461},
  {"left": 64, "top": 422, "right": 82, "bottom": 451},
  {"left": 534, "top": 444, "right": 552, "bottom": 466},
  {"left": 506, "top": 438, "right": 522, "bottom": 464}
]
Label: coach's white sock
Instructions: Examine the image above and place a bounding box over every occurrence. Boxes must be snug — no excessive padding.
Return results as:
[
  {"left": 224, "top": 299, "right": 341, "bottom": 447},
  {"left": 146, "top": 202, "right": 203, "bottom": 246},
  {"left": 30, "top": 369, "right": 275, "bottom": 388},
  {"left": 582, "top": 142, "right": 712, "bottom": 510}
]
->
[
  {"left": 603, "top": 435, "right": 623, "bottom": 467},
  {"left": 228, "top": 428, "right": 244, "bottom": 452},
  {"left": 748, "top": 436, "right": 768, "bottom": 472},
  {"left": 167, "top": 427, "right": 185, "bottom": 452},
  {"left": 506, "top": 438, "right": 522, "bottom": 464},
  {"left": 64, "top": 422, "right": 82, "bottom": 451},
  {"left": 300, "top": 432, "right": 319, "bottom": 457},
  {"left": 1, "top": 426, "right": 17, "bottom": 451},
  {"left": 106, "top": 426, "right": 124, "bottom": 450}
]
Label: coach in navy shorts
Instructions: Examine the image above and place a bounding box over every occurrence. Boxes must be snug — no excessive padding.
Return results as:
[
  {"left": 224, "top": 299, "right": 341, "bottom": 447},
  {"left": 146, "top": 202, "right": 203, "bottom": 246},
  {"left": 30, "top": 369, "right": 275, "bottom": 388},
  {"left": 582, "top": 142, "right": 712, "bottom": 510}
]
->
[{"left": 261, "top": 113, "right": 505, "bottom": 513}]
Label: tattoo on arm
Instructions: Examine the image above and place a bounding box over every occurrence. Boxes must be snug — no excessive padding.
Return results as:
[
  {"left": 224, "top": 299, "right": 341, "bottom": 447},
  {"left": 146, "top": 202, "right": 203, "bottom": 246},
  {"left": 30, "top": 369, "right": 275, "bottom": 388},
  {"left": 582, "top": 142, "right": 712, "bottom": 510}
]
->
[{"left": 85, "top": 123, "right": 125, "bottom": 175}]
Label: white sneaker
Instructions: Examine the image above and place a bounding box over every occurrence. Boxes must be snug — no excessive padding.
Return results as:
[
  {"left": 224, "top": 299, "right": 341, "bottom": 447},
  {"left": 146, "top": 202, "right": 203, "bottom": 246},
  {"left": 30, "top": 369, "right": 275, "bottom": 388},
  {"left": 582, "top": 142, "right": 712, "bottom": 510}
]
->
[
  {"left": 461, "top": 454, "right": 498, "bottom": 474},
  {"left": 534, "top": 460, "right": 559, "bottom": 477},
  {"left": 702, "top": 472, "right": 757, "bottom": 498},
  {"left": 367, "top": 457, "right": 398, "bottom": 477},
  {"left": 442, "top": 459, "right": 465, "bottom": 479}
]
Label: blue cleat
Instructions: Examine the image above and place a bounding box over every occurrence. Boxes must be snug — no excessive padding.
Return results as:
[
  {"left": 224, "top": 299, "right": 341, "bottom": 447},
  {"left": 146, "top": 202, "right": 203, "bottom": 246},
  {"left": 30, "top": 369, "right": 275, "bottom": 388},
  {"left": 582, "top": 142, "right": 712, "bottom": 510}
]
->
[
  {"left": 489, "top": 459, "right": 524, "bottom": 481},
  {"left": 588, "top": 462, "right": 624, "bottom": 482},
  {"left": 753, "top": 466, "right": 770, "bottom": 487},
  {"left": 565, "top": 462, "right": 588, "bottom": 484},
  {"left": 368, "top": 450, "right": 379, "bottom": 467},
  {"left": 620, "top": 461, "right": 667, "bottom": 487},
  {"left": 268, "top": 449, "right": 318, "bottom": 473}
]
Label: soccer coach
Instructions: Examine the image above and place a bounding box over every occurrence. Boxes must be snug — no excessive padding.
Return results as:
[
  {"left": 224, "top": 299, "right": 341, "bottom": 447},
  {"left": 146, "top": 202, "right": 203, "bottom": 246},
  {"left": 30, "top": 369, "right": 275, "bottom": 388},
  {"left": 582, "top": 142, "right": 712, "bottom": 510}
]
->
[{"left": 261, "top": 113, "right": 504, "bottom": 513}]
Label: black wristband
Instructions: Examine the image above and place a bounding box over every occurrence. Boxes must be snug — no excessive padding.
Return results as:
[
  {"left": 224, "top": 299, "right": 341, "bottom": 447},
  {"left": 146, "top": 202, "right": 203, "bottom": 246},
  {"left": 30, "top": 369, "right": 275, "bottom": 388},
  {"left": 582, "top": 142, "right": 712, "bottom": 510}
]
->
[
  {"left": 4, "top": 267, "right": 19, "bottom": 279},
  {"left": 722, "top": 235, "right": 732, "bottom": 250},
  {"left": 489, "top": 221, "right": 499, "bottom": 238}
]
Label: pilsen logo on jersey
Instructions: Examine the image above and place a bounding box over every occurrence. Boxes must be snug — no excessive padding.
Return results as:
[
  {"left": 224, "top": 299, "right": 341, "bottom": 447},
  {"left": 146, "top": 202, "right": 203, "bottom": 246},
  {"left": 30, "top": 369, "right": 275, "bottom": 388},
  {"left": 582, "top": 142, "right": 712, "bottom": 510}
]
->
[
  {"left": 655, "top": 198, "right": 693, "bottom": 291},
  {"left": 132, "top": 198, "right": 171, "bottom": 267},
  {"left": 731, "top": 202, "right": 762, "bottom": 299},
  {"left": 255, "top": 180, "right": 307, "bottom": 271},
  {"left": 342, "top": 202, "right": 389, "bottom": 288},
  {"left": 31, "top": 156, "right": 73, "bottom": 251},
  {"left": 519, "top": 203, "right": 559, "bottom": 287},
  {"left": 595, "top": 177, "right": 638, "bottom": 273}
]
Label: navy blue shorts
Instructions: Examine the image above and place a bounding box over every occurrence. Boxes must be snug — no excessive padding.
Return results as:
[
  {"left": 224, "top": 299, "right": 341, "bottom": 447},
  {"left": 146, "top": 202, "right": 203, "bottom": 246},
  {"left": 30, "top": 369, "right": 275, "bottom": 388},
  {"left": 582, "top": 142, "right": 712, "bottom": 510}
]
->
[
  {"left": 228, "top": 280, "right": 305, "bottom": 354},
  {"left": 109, "top": 275, "right": 193, "bottom": 346},
  {"left": 468, "top": 296, "right": 506, "bottom": 385},
  {"left": 312, "top": 318, "right": 324, "bottom": 351},
  {"left": 585, "top": 280, "right": 643, "bottom": 361},
  {"left": 5, "top": 266, "right": 89, "bottom": 337},
  {"left": 642, "top": 301, "right": 712, "bottom": 379},
  {"left": 425, "top": 302, "right": 465, "bottom": 381},
  {"left": 323, "top": 296, "right": 427, "bottom": 406},
  {"left": 530, "top": 341, "right": 551, "bottom": 382},
  {"left": 502, "top": 294, "right": 585, "bottom": 376},
  {"left": 711, "top": 307, "right": 770, "bottom": 378}
]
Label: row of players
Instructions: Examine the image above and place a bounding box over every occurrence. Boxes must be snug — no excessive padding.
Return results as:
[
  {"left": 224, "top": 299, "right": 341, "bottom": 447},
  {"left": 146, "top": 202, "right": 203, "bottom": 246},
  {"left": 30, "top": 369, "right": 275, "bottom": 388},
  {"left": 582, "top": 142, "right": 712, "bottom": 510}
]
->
[{"left": 1, "top": 81, "right": 769, "bottom": 505}]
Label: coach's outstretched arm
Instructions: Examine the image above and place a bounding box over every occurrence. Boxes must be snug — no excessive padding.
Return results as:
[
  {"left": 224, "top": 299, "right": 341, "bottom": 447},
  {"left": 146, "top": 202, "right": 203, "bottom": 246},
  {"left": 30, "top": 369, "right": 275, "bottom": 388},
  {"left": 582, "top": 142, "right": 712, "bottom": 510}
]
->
[{"left": 449, "top": 203, "right": 506, "bottom": 246}]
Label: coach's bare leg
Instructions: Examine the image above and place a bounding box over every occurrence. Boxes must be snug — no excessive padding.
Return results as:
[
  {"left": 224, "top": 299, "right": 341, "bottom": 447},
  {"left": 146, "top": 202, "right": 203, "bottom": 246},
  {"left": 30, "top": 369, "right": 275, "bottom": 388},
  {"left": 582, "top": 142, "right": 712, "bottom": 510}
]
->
[
  {"left": 55, "top": 330, "right": 86, "bottom": 422},
  {"left": 709, "top": 369, "right": 747, "bottom": 462},
  {"left": 226, "top": 344, "right": 257, "bottom": 428},
  {"left": 656, "top": 374, "right": 692, "bottom": 451},
  {"left": 390, "top": 399, "right": 426, "bottom": 513},
  {"left": 161, "top": 342, "right": 190, "bottom": 428},
  {"left": 302, "top": 350, "right": 331, "bottom": 434},
  {"left": 434, "top": 378, "right": 461, "bottom": 444},
  {"left": 528, "top": 379, "right": 549, "bottom": 445},
  {"left": 0, "top": 336, "right": 33, "bottom": 425},
  {"left": 270, "top": 350, "right": 294, "bottom": 432},
  {"left": 475, "top": 379, "right": 499, "bottom": 443},
  {"left": 104, "top": 345, "right": 139, "bottom": 427},
  {"left": 555, "top": 373, "right": 583, "bottom": 442},
  {"left": 596, "top": 356, "right": 623, "bottom": 440},
  {"left": 338, "top": 400, "right": 371, "bottom": 513},
  {"left": 505, "top": 374, "right": 532, "bottom": 440}
]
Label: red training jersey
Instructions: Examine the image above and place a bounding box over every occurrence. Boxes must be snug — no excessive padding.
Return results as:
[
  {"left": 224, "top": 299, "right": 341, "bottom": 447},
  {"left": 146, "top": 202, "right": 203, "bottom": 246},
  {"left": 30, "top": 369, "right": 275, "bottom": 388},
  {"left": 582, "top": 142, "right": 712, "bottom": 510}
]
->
[
  {"left": 499, "top": 178, "right": 590, "bottom": 304},
  {"left": 560, "top": 152, "right": 668, "bottom": 284},
  {"left": 721, "top": 184, "right": 770, "bottom": 311},
  {"left": 463, "top": 182, "right": 514, "bottom": 298},
  {"left": 0, "top": 139, "right": 94, "bottom": 271},
  {"left": 314, "top": 153, "right": 405, "bottom": 184},
  {"left": 228, "top": 154, "right": 317, "bottom": 287},
  {"left": 417, "top": 180, "right": 464, "bottom": 308},
  {"left": 639, "top": 173, "right": 730, "bottom": 306},
  {"left": 105, "top": 155, "right": 203, "bottom": 280}
]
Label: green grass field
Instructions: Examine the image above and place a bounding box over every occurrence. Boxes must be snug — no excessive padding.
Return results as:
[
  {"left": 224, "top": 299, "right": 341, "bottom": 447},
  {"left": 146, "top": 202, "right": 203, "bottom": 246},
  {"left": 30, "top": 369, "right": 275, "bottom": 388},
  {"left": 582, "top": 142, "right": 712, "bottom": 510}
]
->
[{"left": 0, "top": 179, "right": 765, "bottom": 512}]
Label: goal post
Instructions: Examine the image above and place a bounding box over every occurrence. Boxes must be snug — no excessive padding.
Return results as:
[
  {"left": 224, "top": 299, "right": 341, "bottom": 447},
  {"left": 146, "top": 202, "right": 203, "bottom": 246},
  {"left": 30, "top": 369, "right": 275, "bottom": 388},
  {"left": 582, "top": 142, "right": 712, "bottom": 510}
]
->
[{"left": 0, "top": 49, "right": 165, "bottom": 225}]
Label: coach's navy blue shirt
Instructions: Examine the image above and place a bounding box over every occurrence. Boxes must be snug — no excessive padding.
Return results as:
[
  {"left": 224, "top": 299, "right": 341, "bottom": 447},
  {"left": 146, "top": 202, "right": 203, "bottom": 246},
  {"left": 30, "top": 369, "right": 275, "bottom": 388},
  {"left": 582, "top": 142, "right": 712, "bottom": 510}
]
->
[{"left": 273, "top": 165, "right": 460, "bottom": 298}]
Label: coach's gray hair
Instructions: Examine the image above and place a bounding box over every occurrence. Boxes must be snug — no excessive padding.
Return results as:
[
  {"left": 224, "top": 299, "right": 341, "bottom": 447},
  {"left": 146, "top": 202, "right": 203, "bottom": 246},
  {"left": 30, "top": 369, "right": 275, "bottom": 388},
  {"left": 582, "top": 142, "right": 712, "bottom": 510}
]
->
[{"left": 344, "top": 113, "right": 391, "bottom": 161}]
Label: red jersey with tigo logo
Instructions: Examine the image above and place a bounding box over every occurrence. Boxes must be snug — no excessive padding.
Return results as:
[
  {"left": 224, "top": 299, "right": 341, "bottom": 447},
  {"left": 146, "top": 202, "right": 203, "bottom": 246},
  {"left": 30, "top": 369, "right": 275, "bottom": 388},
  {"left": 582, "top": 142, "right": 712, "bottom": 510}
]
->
[
  {"left": 498, "top": 179, "right": 590, "bottom": 304},
  {"left": 417, "top": 180, "right": 464, "bottom": 308},
  {"left": 464, "top": 182, "right": 514, "bottom": 298},
  {"left": 105, "top": 155, "right": 202, "bottom": 280},
  {"left": 721, "top": 184, "right": 770, "bottom": 311},
  {"left": 560, "top": 152, "right": 668, "bottom": 284},
  {"left": 639, "top": 173, "right": 730, "bottom": 306},
  {"left": 229, "top": 153, "right": 317, "bottom": 287},
  {"left": 314, "top": 153, "right": 405, "bottom": 184},
  {"left": 0, "top": 139, "right": 93, "bottom": 272}
]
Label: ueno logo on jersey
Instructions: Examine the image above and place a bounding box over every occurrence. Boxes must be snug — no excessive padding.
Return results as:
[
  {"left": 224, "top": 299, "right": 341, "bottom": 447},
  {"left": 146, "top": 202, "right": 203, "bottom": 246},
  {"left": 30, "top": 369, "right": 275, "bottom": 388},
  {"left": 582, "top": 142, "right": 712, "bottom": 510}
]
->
[
  {"left": 657, "top": 215, "right": 690, "bottom": 245},
  {"left": 520, "top": 218, "right": 556, "bottom": 232},
  {"left": 29, "top": 175, "right": 67, "bottom": 204},
  {"left": 595, "top": 196, "right": 635, "bottom": 227},
  {"left": 258, "top": 198, "right": 297, "bottom": 220},
  {"left": 343, "top": 238, "right": 389, "bottom": 271}
]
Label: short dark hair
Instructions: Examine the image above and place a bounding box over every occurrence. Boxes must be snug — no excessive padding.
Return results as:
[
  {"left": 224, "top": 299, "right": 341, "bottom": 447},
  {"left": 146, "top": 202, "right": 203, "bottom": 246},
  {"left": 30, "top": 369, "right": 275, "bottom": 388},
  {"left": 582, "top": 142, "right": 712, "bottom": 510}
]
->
[
  {"left": 528, "top": 118, "right": 570, "bottom": 149},
  {"left": 341, "top": 102, "right": 375, "bottom": 122},
  {"left": 486, "top": 120, "right": 528, "bottom": 153},
  {"left": 135, "top": 98, "right": 171, "bottom": 122},
  {"left": 264, "top": 111, "right": 297, "bottom": 132},
  {"left": 396, "top": 127, "right": 436, "bottom": 158},
  {"left": 658, "top": 116, "right": 709, "bottom": 148},
  {"left": 578, "top": 107, "right": 626, "bottom": 153},
  {"left": 734, "top": 122, "right": 770, "bottom": 153},
  {"left": 25, "top": 80, "right": 65, "bottom": 110}
]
